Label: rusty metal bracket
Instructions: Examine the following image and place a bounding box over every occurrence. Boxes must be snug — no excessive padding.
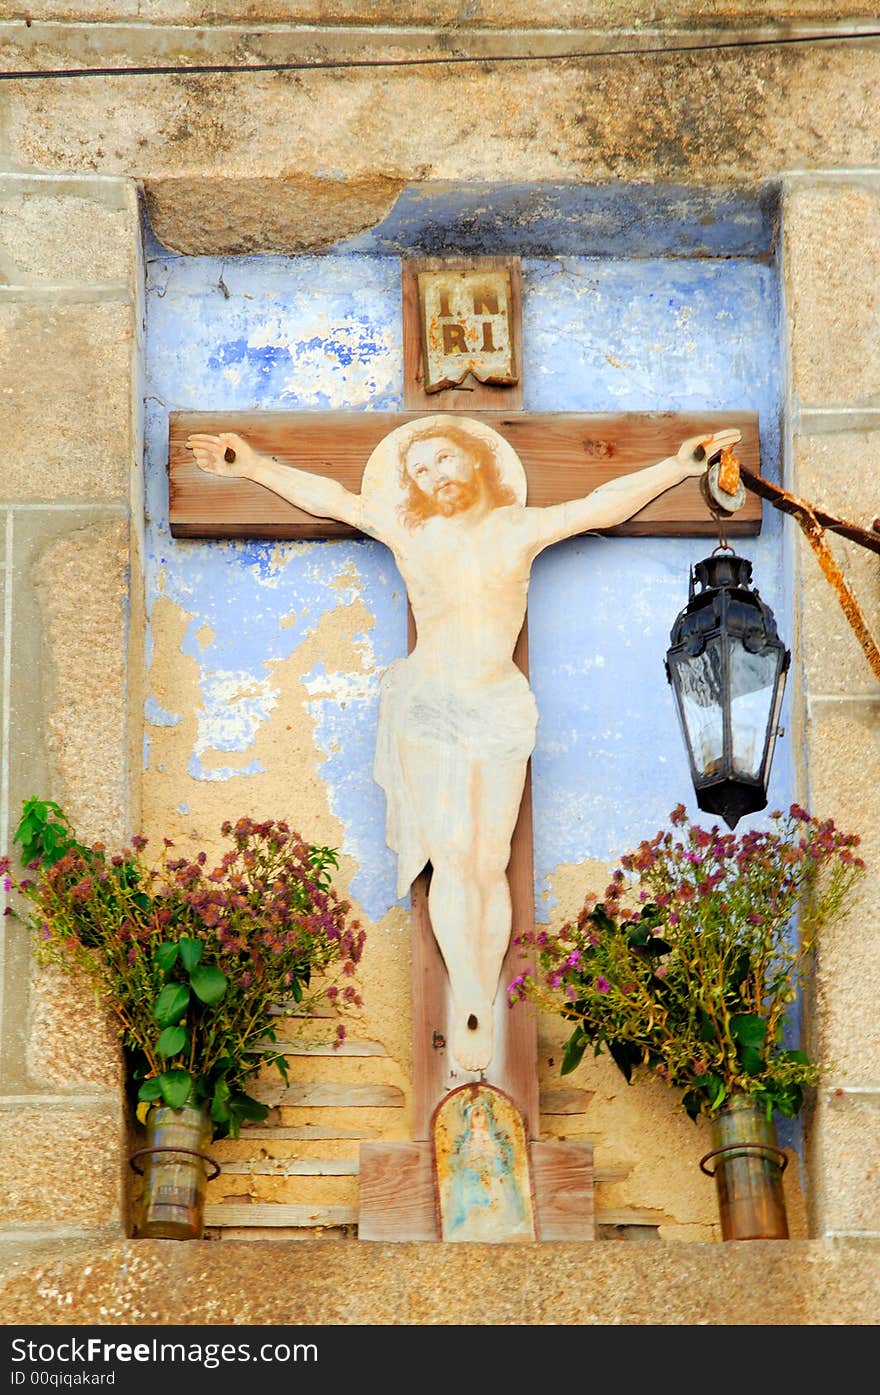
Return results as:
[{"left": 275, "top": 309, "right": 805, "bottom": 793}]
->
[{"left": 739, "top": 465, "right": 880, "bottom": 684}]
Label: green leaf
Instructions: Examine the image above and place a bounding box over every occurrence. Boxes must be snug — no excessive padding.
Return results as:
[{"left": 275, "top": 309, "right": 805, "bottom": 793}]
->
[
  {"left": 681, "top": 1089, "right": 703, "bottom": 1122},
  {"left": 627, "top": 922, "right": 650, "bottom": 948},
  {"left": 157, "top": 1069, "right": 195, "bottom": 1110},
  {"left": 13, "top": 798, "right": 77, "bottom": 867},
  {"left": 773, "top": 1083, "right": 804, "bottom": 1118},
  {"left": 153, "top": 982, "right": 190, "bottom": 1026},
  {"left": 209, "top": 1079, "right": 231, "bottom": 1124},
  {"left": 730, "top": 1013, "right": 767, "bottom": 1049},
  {"left": 737, "top": 1044, "right": 764, "bottom": 1077},
  {"left": 231, "top": 1094, "right": 270, "bottom": 1122},
  {"left": 589, "top": 904, "right": 617, "bottom": 934},
  {"left": 708, "top": 1076, "right": 727, "bottom": 1110},
  {"left": 607, "top": 1039, "right": 640, "bottom": 1084},
  {"left": 137, "top": 1077, "right": 163, "bottom": 1102},
  {"left": 156, "top": 1025, "right": 187, "bottom": 1058},
  {"left": 189, "top": 964, "right": 227, "bottom": 1005},
  {"left": 641, "top": 935, "right": 672, "bottom": 957},
  {"left": 639, "top": 902, "right": 664, "bottom": 930},
  {"left": 560, "top": 1030, "right": 587, "bottom": 1076},
  {"left": 154, "top": 942, "right": 180, "bottom": 973},
  {"left": 290, "top": 978, "right": 303, "bottom": 1003},
  {"left": 178, "top": 937, "right": 203, "bottom": 973},
  {"left": 697, "top": 1009, "right": 716, "bottom": 1044},
  {"left": 730, "top": 950, "right": 751, "bottom": 990},
  {"left": 210, "top": 1096, "right": 231, "bottom": 1124}
]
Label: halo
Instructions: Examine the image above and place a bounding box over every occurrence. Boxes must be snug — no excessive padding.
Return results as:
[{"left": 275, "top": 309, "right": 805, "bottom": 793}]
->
[{"left": 360, "top": 414, "right": 528, "bottom": 509}]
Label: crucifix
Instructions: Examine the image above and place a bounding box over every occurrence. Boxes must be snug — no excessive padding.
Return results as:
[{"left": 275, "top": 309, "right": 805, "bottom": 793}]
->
[{"left": 167, "top": 255, "right": 762, "bottom": 1240}]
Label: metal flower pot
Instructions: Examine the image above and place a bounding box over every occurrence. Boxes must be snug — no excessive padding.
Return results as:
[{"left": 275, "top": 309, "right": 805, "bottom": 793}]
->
[
  {"left": 131, "top": 1103, "right": 219, "bottom": 1240},
  {"left": 700, "top": 1093, "right": 789, "bottom": 1241}
]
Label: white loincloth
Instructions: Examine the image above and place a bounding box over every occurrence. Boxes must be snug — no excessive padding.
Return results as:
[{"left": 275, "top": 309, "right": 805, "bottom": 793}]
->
[{"left": 373, "top": 657, "right": 539, "bottom": 898}]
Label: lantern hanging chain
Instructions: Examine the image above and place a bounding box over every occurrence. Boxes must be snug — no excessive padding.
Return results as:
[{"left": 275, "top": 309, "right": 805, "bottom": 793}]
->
[
  {"left": 713, "top": 510, "right": 730, "bottom": 554},
  {"left": 736, "top": 464, "right": 880, "bottom": 684}
]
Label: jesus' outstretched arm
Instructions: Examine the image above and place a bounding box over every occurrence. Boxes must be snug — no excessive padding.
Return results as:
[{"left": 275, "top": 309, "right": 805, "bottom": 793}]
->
[
  {"left": 522, "top": 428, "right": 742, "bottom": 557},
  {"left": 185, "top": 431, "right": 368, "bottom": 533}
]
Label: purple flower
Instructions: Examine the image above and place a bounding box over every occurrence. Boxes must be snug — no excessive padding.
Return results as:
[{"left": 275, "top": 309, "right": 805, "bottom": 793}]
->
[{"left": 595, "top": 976, "right": 611, "bottom": 993}]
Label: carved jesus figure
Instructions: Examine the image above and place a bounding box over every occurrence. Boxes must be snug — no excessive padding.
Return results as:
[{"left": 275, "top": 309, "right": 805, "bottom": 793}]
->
[{"left": 186, "top": 415, "right": 740, "bottom": 1073}]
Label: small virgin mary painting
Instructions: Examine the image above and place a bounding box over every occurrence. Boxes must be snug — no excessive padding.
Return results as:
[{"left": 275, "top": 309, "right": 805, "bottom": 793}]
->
[{"left": 432, "top": 1083, "right": 537, "bottom": 1242}]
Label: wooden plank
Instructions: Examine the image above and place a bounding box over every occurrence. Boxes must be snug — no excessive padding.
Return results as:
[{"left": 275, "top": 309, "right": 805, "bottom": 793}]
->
[
  {"left": 531, "top": 1140, "right": 595, "bottom": 1241},
  {"left": 239, "top": 1124, "right": 378, "bottom": 1140},
  {"left": 358, "top": 1142, "right": 438, "bottom": 1241},
  {"left": 402, "top": 256, "right": 524, "bottom": 411},
  {"left": 260, "top": 1039, "right": 388, "bottom": 1057},
  {"left": 167, "top": 409, "right": 763, "bottom": 540},
  {"left": 219, "top": 1159, "right": 359, "bottom": 1176},
  {"left": 205, "top": 1226, "right": 353, "bottom": 1241},
  {"left": 410, "top": 869, "right": 447, "bottom": 1142},
  {"left": 205, "top": 1203, "right": 358, "bottom": 1228},
  {"left": 502, "top": 630, "right": 540, "bottom": 1139},
  {"left": 540, "top": 1089, "right": 596, "bottom": 1116},
  {"left": 594, "top": 1165, "right": 631, "bottom": 1183},
  {"left": 596, "top": 1207, "right": 667, "bottom": 1227},
  {"left": 251, "top": 1082, "right": 404, "bottom": 1108}
]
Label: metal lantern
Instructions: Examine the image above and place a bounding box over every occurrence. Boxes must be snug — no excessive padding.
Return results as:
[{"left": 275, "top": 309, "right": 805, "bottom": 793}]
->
[{"left": 665, "top": 551, "right": 790, "bottom": 830}]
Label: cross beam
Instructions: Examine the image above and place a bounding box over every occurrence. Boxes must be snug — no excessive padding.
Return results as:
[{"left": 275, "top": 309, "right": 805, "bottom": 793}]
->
[{"left": 167, "top": 410, "right": 763, "bottom": 540}]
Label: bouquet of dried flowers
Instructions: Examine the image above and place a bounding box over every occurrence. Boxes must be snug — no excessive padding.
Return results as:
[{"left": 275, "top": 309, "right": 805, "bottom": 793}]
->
[
  {"left": 508, "top": 803, "right": 865, "bottom": 1121},
  {"left": 2, "top": 798, "right": 365, "bottom": 1139}
]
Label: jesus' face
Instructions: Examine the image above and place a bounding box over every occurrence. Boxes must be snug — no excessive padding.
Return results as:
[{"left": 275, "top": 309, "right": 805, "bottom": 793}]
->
[{"left": 402, "top": 436, "right": 481, "bottom": 517}]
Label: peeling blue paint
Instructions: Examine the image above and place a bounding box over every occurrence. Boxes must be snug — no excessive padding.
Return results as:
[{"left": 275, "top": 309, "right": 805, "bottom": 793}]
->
[
  {"left": 187, "top": 753, "right": 265, "bottom": 783},
  {"left": 144, "top": 696, "right": 181, "bottom": 727}
]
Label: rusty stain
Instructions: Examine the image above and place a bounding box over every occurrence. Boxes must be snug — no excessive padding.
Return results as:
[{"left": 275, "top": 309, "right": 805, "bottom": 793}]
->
[
  {"left": 801, "top": 515, "right": 880, "bottom": 683},
  {"left": 716, "top": 445, "right": 741, "bottom": 496}
]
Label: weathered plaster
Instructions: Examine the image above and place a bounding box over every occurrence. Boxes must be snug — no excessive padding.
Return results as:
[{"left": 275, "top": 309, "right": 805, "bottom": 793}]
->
[{"left": 3, "top": 44, "right": 880, "bottom": 256}]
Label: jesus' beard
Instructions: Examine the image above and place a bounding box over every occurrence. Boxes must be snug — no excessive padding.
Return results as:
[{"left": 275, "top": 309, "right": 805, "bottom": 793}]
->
[{"left": 430, "top": 475, "right": 480, "bottom": 517}]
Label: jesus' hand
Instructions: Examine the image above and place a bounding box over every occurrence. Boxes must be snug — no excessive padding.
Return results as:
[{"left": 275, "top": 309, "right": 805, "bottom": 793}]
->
[
  {"left": 676, "top": 427, "right": 742, "bottom": 478},
  {"left": 185, "top": 431, "right": 260, "bottom": 480}
]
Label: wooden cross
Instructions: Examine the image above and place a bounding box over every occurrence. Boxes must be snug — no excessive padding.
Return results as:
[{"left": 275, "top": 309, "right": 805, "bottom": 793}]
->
[{"left": 166, "top": 256, "right": 762, "bottom": 1239}]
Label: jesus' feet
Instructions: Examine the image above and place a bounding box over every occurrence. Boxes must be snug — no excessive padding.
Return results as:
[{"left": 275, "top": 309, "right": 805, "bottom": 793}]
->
[{"left": 450, "top": 1003, "right": 494, "bottom": 1073}]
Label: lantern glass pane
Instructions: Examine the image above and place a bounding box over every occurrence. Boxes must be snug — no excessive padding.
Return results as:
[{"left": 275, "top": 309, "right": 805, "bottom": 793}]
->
[
  {"left": 728, "top": 645, "right": 780, "bottom": 779},
  {"left": 671, "top": 638, "right": 725, "bottom": 777}
]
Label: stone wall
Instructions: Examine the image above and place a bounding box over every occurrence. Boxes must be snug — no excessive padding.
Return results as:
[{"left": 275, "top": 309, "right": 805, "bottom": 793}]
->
[
  {"left": 0, "top": 175, "right": 144, "bottom": 1250},
  {"left": 1, "top": 7, "right": 878, "bottom": 1324}
]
